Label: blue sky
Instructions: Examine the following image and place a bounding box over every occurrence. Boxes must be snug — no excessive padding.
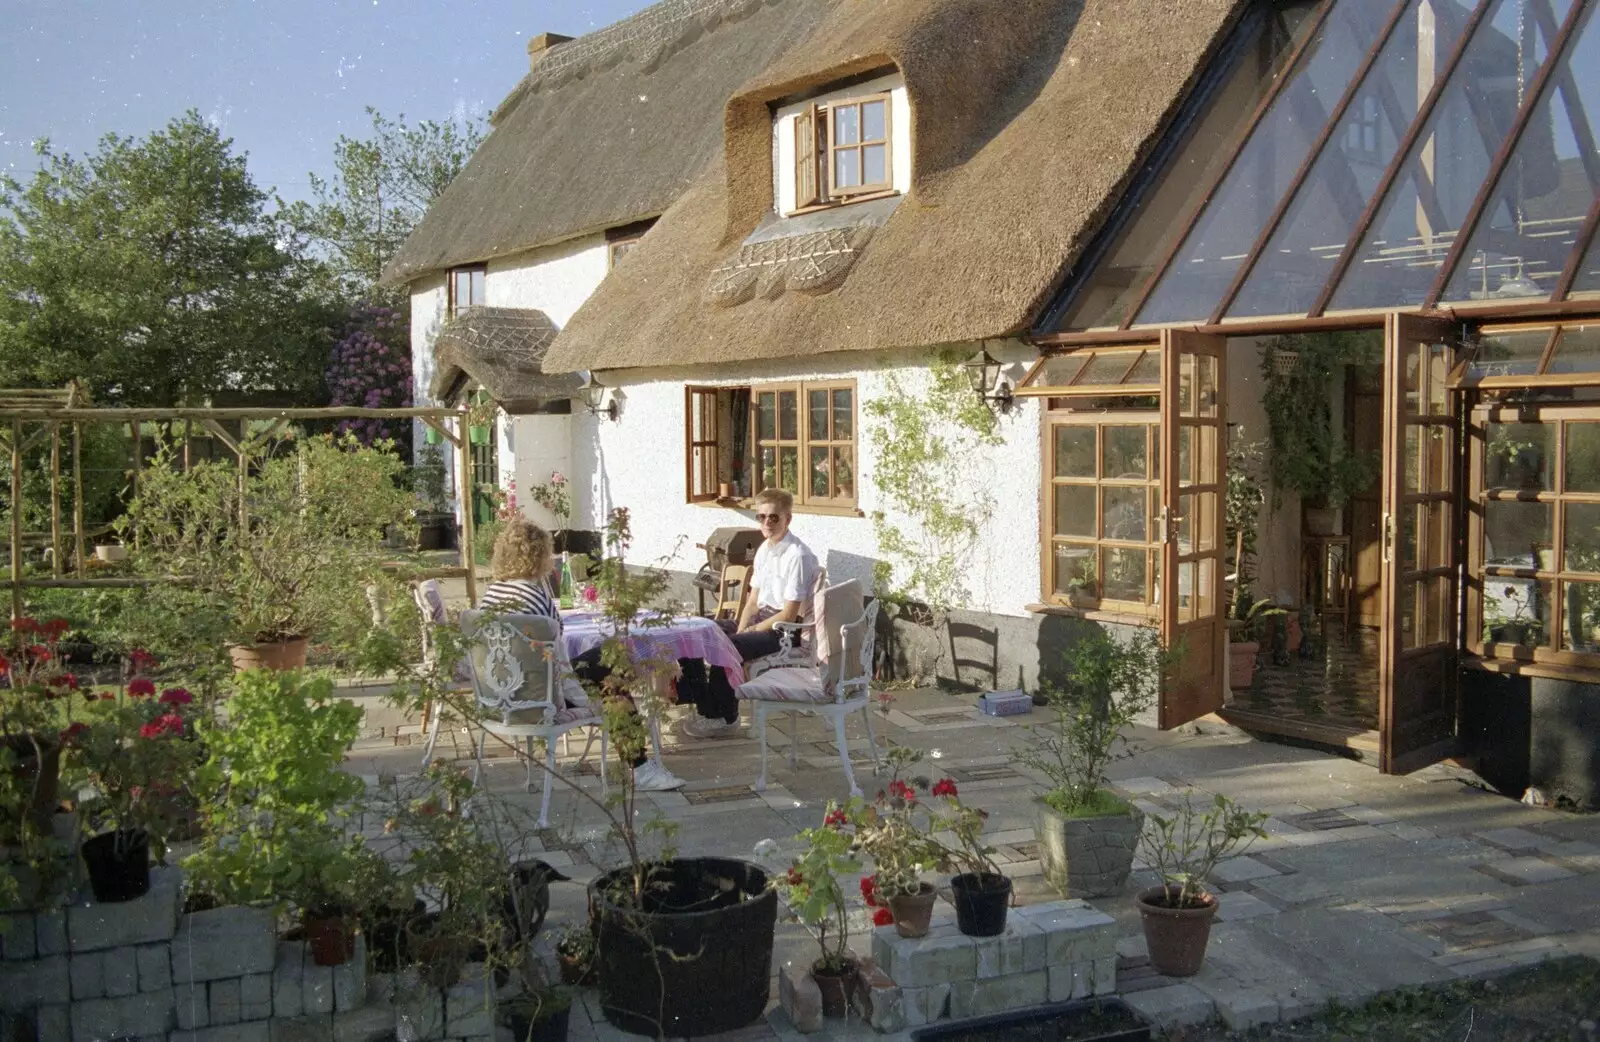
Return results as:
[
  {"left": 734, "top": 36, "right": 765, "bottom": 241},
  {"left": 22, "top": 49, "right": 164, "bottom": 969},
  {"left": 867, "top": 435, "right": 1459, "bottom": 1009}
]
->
[{"left": 1, "top": 0, "right": 654, "bottom": 203}]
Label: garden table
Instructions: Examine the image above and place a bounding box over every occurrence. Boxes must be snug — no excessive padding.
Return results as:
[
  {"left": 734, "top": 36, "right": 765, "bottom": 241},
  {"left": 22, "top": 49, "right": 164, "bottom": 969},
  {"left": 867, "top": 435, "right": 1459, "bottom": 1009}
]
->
[{"left": 558, "top": 610, "right": 745, "bottom": 688}]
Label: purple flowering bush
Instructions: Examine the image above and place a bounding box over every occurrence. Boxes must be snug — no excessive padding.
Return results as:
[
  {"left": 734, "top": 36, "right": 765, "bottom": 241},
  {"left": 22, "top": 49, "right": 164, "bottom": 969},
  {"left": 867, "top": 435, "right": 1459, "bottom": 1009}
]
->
[{"left": 326, "top": 302, "right": 413, "bottom": 448}]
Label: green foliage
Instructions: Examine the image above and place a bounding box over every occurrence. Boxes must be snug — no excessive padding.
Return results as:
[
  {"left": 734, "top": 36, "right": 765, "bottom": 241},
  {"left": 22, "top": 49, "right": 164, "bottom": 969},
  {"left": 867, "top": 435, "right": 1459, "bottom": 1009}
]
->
[
  {"left": 1229, "top": 595, "right": 1286, "bottom": 644},
  {"left": 121, "top": 432, "right": 415, "bottom": 647},
  {"left": 866, "top": 357, "right": 1002, "bottom": 615},
  {"left": 0, "top": 424, "right": 130, "bottom": 544},
  {"left": 1018, "top": 630, "right": 1168, "bottom": 813},
  {"left": 182, "top": 669, "right": 367, "bottom": 907},
  {"left": 1041, "top": 788, "right": 1132, "bottom": 819},
  {"left": 1226, "top": 435, "right": 1267, "bottom": 591},
  {"left": 1259, "top": 333, "right": 1380, "bottom": 508},
  {"left": 850, "top": 747, "right": 943, "bottom": 899},
  {"left": 0, "top": 112, "right": 335, "bottom": 407},
  {"left": 283, "top": 107, "right": 487, "bottom": 296},
  {"left": 1139, "top": 793, "right": 1268, "bottom": 908},
  {"left": 771, "top": 804, "right": 861, "bottom": 972}
]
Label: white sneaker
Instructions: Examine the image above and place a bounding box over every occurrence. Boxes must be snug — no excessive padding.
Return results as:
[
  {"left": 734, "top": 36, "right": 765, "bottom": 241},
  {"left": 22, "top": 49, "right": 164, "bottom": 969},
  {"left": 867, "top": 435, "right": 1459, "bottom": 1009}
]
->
[
  {"left": 677, "top": 714, "right": 740, "bottom": 740},
  {"left": 632, "top": 759, "right": 685, "bottom": 791}
]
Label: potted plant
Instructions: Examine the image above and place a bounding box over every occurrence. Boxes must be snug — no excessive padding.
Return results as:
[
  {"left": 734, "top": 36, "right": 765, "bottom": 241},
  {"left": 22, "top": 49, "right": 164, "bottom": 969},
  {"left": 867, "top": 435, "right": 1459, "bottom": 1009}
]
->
[
  {"left": 503, "top": 986, "right": 574, "bottom": 1042},
  {"left": 1258, "top": 332, "right": 1379, "bottom": 520},
  {"left": 932, "top": 778, "right": 1010, "bottom": 937},
  {"left": 553, "top": 923, "right": 598, "bottom": 986},
  {"left": 69, "top": 668, "right": 204, "bottom": 903},
  {"left": 1, "top": 619, "right": 80, "bottom": 911},
  {"left": 852, "top": 748, "right": 944, "bottom": 938},
  {"left": 1135, "top": 793, "right": 1268, "bottom": 977},
  {"left": 467, "top": 397, "right": 496, "bottom": 445},
  {"left": 122, "top": 434, "right": 416, "bottom": 672},
  {"left": 1485, "top": 584, "right": 1541, "bottom": 647},
  {"left": 529, "top": 471, "right": 573, "bottom": 539},
  {"left": 1227, "top": 593, "right": 1284, "bottom": 690},
  {"left": 1018, "top": 629, "right": 1165, "bottom": 898},
  {"left": 771, "top": 802, "right": 864, "bottom": 1017}
]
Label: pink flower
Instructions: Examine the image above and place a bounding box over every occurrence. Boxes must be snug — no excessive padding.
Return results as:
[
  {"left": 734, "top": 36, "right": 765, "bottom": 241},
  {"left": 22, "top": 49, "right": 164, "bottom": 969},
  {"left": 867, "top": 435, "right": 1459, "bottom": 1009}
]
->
[
  {"left": 873, "top": 908, "right": 894, "bottom": 927},
  {"left": 550, "top": 471, "right": 565, "bottom": 484},
  {"left": 128, "top": 677, "right": 155, "bottom": 698},
  {"left": 158, "top": 688, "right": 193, "bottom": 706}
]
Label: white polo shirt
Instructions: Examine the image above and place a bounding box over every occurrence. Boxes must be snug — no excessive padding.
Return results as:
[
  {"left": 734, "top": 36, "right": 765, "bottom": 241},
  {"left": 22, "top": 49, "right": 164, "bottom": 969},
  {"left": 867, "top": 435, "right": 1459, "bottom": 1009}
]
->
[{"left": 751, "top": 532, "right": 818, "bottom": 612}]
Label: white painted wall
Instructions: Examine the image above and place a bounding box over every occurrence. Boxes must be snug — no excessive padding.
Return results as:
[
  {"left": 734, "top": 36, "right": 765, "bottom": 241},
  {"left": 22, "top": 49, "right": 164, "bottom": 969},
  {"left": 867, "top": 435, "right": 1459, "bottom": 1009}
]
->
[
  {"left": 773, "top": 72, "right": 913, "bottom": 215},
  {"left": 508, "top": 414, "right": 574, "bottom": 533},
  {"left": 485, "top": 234, "right": 611, "bottom": 326},
  {"left": 576, "top": 342, "right": 1044, "bottom": 619}
]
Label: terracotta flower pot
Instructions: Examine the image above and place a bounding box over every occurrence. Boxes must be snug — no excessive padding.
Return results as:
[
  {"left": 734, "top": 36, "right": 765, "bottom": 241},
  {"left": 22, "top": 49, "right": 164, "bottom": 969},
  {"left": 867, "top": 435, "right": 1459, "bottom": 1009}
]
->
[
  {"left": 558, "top": 950, "right": 597, "bottom": 986},
  {"left": 303, "top": 906, "right": 357, "bottom": 967},
  {"left": 886, "top": 883, "right": 938, "bottom": 938},
  {"left": 1135, "top": 885, "right": 1217, "bottom": 977},
  {"left": 1228, "top": 640, "right": 1259, "bottom": 689},
  {"left": 1285, "top": 614, "right": 1303, "bottom": 654},
  {"left": 811, "top": 958, "right": 857, "bottom": 1018},
  {"left": 228, "top": 637, "right": 310, "bottom": 673}
]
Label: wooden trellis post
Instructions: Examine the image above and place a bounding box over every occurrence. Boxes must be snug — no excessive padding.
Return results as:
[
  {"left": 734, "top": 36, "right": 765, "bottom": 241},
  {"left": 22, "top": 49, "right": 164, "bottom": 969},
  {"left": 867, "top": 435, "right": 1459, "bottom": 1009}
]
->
[
  {"left": 50, "top": 423, "right": 61, "bottom": 577},
  {"left": 456, "top": 415, "right": 478, "bottom": 606},
  {"left": 73, "top": 423, "right": 86, "bottom": 577},
  {"left": 10, "top": 421, "right": 22, "bottom": 619}
]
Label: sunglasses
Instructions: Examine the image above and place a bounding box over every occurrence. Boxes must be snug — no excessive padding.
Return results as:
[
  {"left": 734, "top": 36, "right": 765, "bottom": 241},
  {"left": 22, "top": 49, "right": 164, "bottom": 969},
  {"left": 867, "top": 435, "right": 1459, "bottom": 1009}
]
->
[{"left": 756, "top": 513, "right": 786, "bottom": 523}]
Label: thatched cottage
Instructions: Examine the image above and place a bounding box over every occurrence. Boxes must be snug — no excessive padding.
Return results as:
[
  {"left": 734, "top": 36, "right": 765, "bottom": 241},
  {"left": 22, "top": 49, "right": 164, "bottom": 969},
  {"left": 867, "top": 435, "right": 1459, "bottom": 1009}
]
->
[{"left": 390, "top": 0, "right": 1600, "bottom": 808}]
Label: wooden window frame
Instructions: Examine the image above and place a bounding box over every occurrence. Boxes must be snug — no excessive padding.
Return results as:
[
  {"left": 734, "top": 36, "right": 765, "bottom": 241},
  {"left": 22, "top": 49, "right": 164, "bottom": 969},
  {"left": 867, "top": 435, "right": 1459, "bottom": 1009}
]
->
[
  {"left": 607, "top": 218, "right": 657, "bottom": 270},
  {"left": 448, "top": 264, "right": 486, "bottom": 318},
  {"left": 686, "top": 380, "right": 859, "bottom": 511},
  {"left": 787, "top": 92, "right": 895, "bottom": 215},
  {"left": 826, "top": 92, "right": 893, "bottom": 199},
  {"left": 685, "top": 387, "right": 721, "bottom": 504},
  {"left": 1467, "top": 399, "right": 1600, "bottom": 674},
  {"left": 1042, "top": 406, "right": 1163, "bottom": 619}
]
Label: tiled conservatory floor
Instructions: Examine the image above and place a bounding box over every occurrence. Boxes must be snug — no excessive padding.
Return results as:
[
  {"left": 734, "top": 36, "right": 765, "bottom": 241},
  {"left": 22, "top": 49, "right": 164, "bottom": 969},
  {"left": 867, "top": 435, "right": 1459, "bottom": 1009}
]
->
[{"left": 1227, "top": 626, "right": 1381, "bottom": 737}]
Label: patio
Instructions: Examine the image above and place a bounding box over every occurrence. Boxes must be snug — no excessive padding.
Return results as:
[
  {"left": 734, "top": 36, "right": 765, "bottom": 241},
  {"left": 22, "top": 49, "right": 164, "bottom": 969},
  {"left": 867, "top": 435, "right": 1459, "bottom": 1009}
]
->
[{"left": 342, "top": 677, "right": 1600, "bottom": 1040}]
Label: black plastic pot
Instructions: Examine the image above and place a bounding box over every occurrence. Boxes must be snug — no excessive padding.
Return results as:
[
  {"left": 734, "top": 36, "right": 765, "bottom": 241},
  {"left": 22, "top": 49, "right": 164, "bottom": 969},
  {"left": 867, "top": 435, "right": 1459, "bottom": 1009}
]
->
[
  {"left": 590, "top": 857, "right": 777, "bottom": 1037},
  {"left": 367, "top": 899, "right": 427, "bottom": 972},
  {"left": 506, "top": 1002, "right": 571, "bottom": 1042},
  {"left": 82, "top": 829, "right": 150, "bottom": 903},
  {"left": 950, "top": 872, "right": 1012, "bottom": 937}
]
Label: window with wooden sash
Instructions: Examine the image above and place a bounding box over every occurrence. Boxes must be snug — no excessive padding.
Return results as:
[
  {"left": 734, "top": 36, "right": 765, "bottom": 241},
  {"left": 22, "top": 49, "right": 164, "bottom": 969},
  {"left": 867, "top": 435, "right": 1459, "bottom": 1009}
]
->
[
  {"left": 684, "top": 382, "right": 857, "bottom": 509},
  {"left": 448, "top": 265, "right": 485, "bottom": 318},
  {"left": 791, "top": 93, "right": 892, "bottom": 213},
  {"left": 607, "top": 218, "right": 657, "bottom": 270}
]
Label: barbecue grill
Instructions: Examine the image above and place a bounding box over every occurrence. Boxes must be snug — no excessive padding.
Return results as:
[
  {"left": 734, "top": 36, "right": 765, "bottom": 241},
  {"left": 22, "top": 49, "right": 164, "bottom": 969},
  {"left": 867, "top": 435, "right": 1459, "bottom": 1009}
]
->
[{"left": 693, "top": 527, "right": 763, "bottom": 615}]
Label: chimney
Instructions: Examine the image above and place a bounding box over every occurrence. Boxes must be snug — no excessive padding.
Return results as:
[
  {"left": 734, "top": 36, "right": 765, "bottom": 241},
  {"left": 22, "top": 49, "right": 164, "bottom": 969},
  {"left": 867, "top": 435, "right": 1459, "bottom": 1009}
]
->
[{"left": 527, "top": 32, "right": 573, "bottom": 71}]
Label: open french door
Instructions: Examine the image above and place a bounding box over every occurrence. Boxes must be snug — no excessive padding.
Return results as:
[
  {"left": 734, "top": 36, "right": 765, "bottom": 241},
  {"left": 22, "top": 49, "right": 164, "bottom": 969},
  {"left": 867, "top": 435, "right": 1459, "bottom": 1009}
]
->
[
  {"left": 1379, "top": 314, "right": 1462, "bottom": 773},
  {"left": 1158, "top": 329, "right": 1228, "bottom": 729}
]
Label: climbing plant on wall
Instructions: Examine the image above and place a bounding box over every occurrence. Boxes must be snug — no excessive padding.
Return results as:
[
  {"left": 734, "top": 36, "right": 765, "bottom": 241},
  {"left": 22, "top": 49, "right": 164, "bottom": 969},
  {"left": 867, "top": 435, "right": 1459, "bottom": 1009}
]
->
[{"left": 865, "top": 355, "right": 1003, "bottom": 624}]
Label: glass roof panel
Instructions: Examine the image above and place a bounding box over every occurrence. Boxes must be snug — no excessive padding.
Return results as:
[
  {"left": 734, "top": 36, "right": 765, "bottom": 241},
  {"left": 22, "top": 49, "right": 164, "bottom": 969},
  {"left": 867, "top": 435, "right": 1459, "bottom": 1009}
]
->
[
  {"left": 1019, "top": 351, "right": 1161, "bottom": 393},
  {"left": 1574, "top": 227, "right": 1600, "bottom": 292},
  {"left": 1547, "top": 322, "right": 1600, "bottom": 372},
  {"left": 1135, "top": 0, "right": 1399, "bottom": 326},
  {"left": 1468, "top": 325, "right": 1554, "bottom": 377},
  {"left": 1230, "top": 0, "right": 1471, "bottom": 317},
  {"left": 1051, "top": 3, "right": 1318, "bottom": 330},
  {"left": 1441, "top": 3, "right": 1600, "bottom": 303},
  {"left": 1327, "top": 0, "right": 1573, "bottom": 311}
]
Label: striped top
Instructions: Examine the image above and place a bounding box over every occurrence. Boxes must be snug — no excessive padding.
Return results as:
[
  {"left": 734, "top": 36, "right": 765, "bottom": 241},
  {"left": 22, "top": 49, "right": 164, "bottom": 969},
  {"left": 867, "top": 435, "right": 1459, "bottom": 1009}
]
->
[{"left": 480, "top": 578, "right": 558, "bottom": 624}]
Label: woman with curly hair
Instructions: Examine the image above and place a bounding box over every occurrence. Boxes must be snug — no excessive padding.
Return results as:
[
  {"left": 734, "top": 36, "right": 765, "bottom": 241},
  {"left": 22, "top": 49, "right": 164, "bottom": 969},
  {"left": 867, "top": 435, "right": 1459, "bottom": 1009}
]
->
[{"left": 480, "top": 519, "right": 683, "bottom": 791}]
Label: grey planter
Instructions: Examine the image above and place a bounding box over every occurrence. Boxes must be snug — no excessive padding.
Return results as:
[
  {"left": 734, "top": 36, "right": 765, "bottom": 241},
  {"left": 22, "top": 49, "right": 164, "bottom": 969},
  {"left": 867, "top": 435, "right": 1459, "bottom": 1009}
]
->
[{"left": 1035, "top": 796, "right": 1144, "bottom": 898}]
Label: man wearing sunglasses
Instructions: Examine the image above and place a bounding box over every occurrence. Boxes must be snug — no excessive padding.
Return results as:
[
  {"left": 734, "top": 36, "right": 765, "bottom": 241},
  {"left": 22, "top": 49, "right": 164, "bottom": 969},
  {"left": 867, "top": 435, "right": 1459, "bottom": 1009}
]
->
[{"left": 678, "top": 488, "right": 818, "bottom": 739}]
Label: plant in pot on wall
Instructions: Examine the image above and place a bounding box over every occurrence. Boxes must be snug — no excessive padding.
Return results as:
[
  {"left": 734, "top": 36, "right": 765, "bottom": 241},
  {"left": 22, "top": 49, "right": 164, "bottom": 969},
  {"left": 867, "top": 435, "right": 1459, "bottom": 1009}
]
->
[
  {"left": 1136, "top": 793, "right": 1268, "bottom": 977},
  {"left": 852, "top": 747, "right": 944, "bottom": 939},
  {"left": 466, "top": 394, "right": 497, "bottom": 445},
  {"left": 68, "top": 668, "right": 205, "bottom": 903},
  {"left": 932, "top": 778, "right": 1011, "bottom": 937},
  {"left": 1227, "top": 594, "right": 1284, "bottom": 690},
  {"left": 553, "top": 922, "right": 598, "bottom": 986},
  {"left": 0, "top": 619, "right": 80, "bottom": 910},
  {"left": 1018, "top": 629, "right": 1166, "bottom": 899},
  {"left": 771, "top": 802, "right": 864, "bottom": 1018},
  {"left": 122, "top": 434, "right": 415, "bottom": 672}
]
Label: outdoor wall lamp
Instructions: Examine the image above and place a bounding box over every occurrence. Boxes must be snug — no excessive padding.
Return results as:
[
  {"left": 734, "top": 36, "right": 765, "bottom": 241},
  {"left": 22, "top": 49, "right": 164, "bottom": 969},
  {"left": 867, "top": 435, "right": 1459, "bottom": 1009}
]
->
[
  {"left": 963, "top": 348, "right": 1015, "bottom": 413},
  {"left": 579, "top": 372, "right": 618, "bottom": 421}
]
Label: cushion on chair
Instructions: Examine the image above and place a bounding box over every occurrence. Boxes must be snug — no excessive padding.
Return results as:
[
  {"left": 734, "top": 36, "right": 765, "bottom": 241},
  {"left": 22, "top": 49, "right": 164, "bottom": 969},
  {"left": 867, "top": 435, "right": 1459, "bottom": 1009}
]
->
[
  {"left": 737, "top": 665, "right": 830, "bottom": 704},
  {"left": 814, "top": 579, "right": 864, "bottom": 695}
]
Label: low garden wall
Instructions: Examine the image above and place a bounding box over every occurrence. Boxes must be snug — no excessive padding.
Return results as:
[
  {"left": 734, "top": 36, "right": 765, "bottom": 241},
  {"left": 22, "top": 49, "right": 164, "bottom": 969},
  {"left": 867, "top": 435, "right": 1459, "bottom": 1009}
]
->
[{"left": 0, "top": 866, "right": 507, "bottom": 1042}]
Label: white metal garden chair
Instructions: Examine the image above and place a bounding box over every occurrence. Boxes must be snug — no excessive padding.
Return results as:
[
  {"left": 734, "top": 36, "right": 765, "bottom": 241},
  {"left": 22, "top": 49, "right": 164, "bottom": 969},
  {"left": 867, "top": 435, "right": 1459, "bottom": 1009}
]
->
[
  {"left": 742, "top": 567, "right": 827, "bottom": 682},
  {"left": 460, "top": 609, "right": 607, "bottom": 828},
  {"left": 414, "top": 579, "right": 475, "bottom": 768},
  {"left": 736, "top": 579, "right": 881, "bottom": 797}
]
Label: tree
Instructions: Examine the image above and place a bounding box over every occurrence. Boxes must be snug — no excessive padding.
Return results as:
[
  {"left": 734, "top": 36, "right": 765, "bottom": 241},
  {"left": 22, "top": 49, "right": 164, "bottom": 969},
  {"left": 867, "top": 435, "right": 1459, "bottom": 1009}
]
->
[
  {"left": 0, "top": 112, "right": 333, "bottom": 407},
  {"left": 284, "top": 107, "right": 487, "bottom": 297}
]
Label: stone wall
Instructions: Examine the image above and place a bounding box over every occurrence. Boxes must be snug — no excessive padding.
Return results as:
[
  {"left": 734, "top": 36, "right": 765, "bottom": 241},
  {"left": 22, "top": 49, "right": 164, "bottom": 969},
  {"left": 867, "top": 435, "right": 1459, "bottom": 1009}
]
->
[{"left": 0, "top": 867, "right": 510, "bottom": 1042}]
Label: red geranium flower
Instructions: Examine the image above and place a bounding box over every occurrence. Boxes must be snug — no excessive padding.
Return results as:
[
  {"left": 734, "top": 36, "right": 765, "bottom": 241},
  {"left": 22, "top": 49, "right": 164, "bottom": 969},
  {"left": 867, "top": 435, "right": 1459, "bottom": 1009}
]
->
[
  {"left": 786, "top": 868, "right": 804, "bottom": 886},
  {"left": 888, "top": 780, "right": 916, "bottom": 803},
  {"left": 824, "top": 807, "right": 848, "bottom": 829},
  {"left": 48, "top": 674, "right": 79, "bottom": 691},
  {"left": 138, "top": 713, "right": 185, "bottom": 739},
  {"left": 129, "top": 648, "right": 158, "bottom": 671},
  {"left": 158, "top": 688, "right": 193, "bottom": 706},
  {"left": 59, "top": 722, "right": 89, "bottom": 746},
  {"left": 859, "top": 876, "right": 877, "bottom": 906},
  {"left": 10, "top": 618, "right": 38, "bottom": 634},
  {"left": 127, "top": 677, "right": 155, "bottom": 698},
  {"left": 0, "top": 653, "right": 8, "bottom": 677},
  {"left": 932, "top": 779, "right": 959, "bottom": 799},
  {"left": 27, "top": 645, "right": 51, "bottom": 663},
  {"left": 873, "top": 908, "right": 894, "bottom": 927},
  {"left": 42, "top": 619, "right": 70, "bottom": 639}
]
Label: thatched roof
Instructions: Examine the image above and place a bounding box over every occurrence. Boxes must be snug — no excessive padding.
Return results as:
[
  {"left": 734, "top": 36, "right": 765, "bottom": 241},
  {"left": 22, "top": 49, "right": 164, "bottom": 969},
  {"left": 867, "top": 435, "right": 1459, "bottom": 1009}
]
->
[
  {"left": 430, "top": 307, "right": 584, "bottom": 413},
  {"left": 544, "top": 0, "right": 1243, "bottom": 373},
  {"left": 382, "top": 0, "right": 838, "bottom": 285}
]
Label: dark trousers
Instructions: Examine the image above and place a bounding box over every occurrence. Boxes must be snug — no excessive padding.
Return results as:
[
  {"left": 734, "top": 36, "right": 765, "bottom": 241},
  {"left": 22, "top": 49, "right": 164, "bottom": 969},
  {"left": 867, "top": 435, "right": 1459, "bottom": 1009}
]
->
[
  {"left": 677, "top": 621, "right": 781, "bottom": 724},
  {"left": 572, "top": 648, "right": 648, "bottom": 768}
]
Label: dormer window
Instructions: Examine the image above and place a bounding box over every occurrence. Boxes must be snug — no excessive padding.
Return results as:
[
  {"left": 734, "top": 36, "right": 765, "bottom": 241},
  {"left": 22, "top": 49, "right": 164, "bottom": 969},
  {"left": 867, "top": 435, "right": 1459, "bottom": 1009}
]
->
[{"left": 779, "top": 73, "right": 907, "bottom": 216}]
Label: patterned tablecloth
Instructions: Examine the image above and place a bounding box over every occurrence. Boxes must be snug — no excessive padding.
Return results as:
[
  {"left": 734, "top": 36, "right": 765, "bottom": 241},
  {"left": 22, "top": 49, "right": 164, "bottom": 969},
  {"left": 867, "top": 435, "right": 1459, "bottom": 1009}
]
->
[{"left": 558, "top": 611, "right": 745, "bottom": 687}]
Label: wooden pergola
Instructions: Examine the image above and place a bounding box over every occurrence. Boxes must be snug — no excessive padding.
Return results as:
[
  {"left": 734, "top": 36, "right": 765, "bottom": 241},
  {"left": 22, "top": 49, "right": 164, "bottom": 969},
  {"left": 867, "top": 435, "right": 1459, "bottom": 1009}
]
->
[{"left": 0, "top": 390, "right": 481, "bottom": 617}]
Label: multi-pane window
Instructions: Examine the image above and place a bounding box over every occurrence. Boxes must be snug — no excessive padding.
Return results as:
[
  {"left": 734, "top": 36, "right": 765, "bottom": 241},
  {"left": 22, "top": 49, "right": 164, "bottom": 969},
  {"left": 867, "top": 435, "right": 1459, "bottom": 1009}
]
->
[
  {"left": 1047, "top": 414, "right": 1163, "bottom": 613},
  {"left": 790, "top": 93, "right": 893, "bottom": 213},
  {"left": 684, "top": 382, "right": 856, "bottom": 510},
  {"left": 448, "top": 265, "right": 485, "bottom": 318}
]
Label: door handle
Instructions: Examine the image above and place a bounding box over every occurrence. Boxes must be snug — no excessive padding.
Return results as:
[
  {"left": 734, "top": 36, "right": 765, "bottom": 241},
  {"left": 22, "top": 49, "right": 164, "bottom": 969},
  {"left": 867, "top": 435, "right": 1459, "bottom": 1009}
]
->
[{"left": 1381, "top": 513, "right": 1393, "bottom": 564}]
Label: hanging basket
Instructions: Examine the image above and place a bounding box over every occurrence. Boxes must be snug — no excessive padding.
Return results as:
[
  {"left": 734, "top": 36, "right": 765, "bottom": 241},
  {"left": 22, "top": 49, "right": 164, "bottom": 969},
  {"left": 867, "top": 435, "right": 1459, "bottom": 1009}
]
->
[{"left": 1272, "top": 350, "right": 1301, "bottom": 377}]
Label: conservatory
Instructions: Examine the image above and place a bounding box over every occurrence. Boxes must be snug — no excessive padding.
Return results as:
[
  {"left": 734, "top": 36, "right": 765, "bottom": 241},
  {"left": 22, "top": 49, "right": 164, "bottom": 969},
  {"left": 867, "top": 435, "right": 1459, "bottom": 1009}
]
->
[{"left": 1025, "top": 0, "right": 1600, "bottom": 783}]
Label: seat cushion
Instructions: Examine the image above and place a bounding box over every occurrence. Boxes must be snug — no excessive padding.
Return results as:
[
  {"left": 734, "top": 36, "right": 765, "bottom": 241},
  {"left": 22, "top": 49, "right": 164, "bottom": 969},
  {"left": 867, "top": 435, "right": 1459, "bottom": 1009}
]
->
[
  {"left": 814, "top": 579, "right": 864, "bottom": 692},
  {"left": 737, "top": 665, "right": 829, "bottom": 704}
]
